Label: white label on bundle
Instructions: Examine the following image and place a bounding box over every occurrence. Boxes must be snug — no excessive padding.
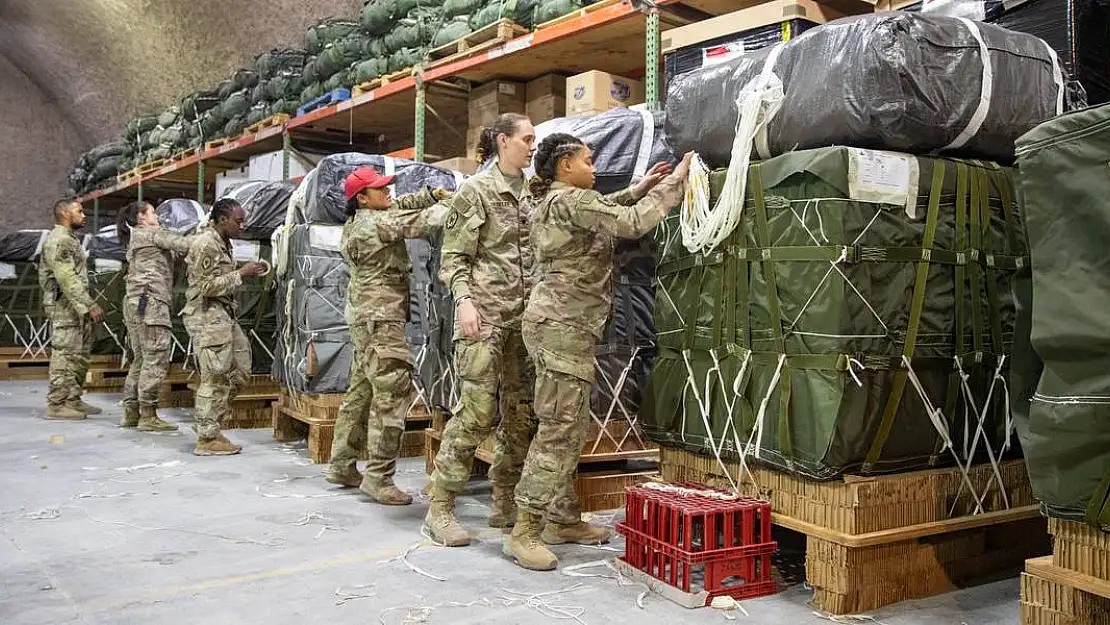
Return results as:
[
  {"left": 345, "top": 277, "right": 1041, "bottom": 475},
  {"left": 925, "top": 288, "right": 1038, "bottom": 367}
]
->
[
  {"left": 94, "top": 259, "right": 123, "bottom": 273},
  {"left": 702, "top": 41, "right": 745, "bottom": 68},
  {"left": 847, "top": 148, "right": 920, "bottom": 217},
  {"left": 0, "top": 263, "right": 15, "bottom": 280},
  {"left": 231, "top": 239, "right": 261, "bottom": 263},
  {"left": 309, "top": 225, "right": 344, "bottom": 253}
]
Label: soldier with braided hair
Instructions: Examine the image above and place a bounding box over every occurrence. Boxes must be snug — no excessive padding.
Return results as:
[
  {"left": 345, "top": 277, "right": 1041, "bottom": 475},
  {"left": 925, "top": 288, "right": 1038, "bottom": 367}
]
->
[{"left": 503, "top": 133, "right": 693, "bottom": 571}]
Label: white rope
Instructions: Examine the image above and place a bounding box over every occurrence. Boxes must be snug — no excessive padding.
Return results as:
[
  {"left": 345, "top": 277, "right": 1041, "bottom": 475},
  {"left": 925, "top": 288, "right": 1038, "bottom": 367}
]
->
[
  {"left": 749, "top": 354, "right": 787, "bottom": 459},
  {"left": 641, "top": 481, "right": 741, "bottom": 500},
  {"left": 950, "top": 355, "right": 1010, "bottom": 515}
]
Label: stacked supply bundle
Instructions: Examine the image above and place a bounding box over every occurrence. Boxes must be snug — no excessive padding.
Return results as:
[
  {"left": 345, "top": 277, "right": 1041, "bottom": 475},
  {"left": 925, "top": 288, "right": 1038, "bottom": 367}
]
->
[
  {"left": 69, "top": 141, "right": 128, "bottom": 194},
  {"left": 301, "top": 18, "right": 364, "bottom": 105},
  {"left": 250, "top": 48, "right": 308, "bottom": 122},
  {"left": 650, "top": 12, "right": 1062, "bottom": 479},
  {"left": 903, "top": 0, "right": 1110, "bottom": 108},
  {"left": 533, "top": 107, "right": 674, "bottom": 426},
  {"left": 0, "top": 230, "right": 49, "bottom": 354},
  {"left": 84, "top": 226, "right": 129, "bottom": 356},
  {"left": 1012, "top": 103, "right": 1110, "bottom": 524},
  {"left": 180, "top": 89, "right": 221, "bottom": 150},
  {"left": 360, "top": 0, "right": 439, "bottom": 77},
  {"left": 273, "top": 153, "right": 464, "bottom": 404}
]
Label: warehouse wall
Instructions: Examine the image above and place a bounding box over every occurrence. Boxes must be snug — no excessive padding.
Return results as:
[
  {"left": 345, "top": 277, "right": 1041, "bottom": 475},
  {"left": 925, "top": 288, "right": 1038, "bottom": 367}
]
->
[
  {"left": 0, "top": 56, "right": 85, "bottom": 228},
  {"left": 0, "top": 0, "right": 362, "bottom": 206}
]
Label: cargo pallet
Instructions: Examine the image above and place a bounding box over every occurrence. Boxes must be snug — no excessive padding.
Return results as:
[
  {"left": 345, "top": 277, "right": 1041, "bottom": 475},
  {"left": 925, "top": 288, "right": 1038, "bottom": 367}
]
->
[
  {"left": 171, "top": 147, "right": 198, "bottom": 162},
  {"left": 117, "top": 158, "right": 170, "bottom": 184},
  {"left": 1021, "top": 520, "right": 1110, "bottom": 624},
  {"left": 535, "top": 0, "right": 621, "bottom": 30},
  {"left": 272, "top": 391, "right": 431, "bottom": 463},
  {"left": 352, "top": 68, "right": 415, "bottom": 98},
  {"left": 660, "top": 447, "right": 1049, "bottom": 615},
  {"left": 427, "top": 19, "right": 529, "bottom": 66},
  {"left": 242, "top": 113, "right": 289, "bottom": 137},
  {"left": 296, "top": 88, "right": 351, "bottom": 117},
  {"left": 188, "top": 375, "right": 280, "bottom": 429},
  {"left": 424, "top": 414, "right": 659, "bottom": 513}
]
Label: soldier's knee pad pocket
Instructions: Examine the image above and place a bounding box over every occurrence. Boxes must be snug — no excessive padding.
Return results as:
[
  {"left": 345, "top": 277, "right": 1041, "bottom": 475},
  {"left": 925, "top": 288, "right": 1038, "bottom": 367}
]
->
[
  {"left": 454, "top": 340, "right": 497, "bottom": 389},
  {"left": 198, "top": 343, "right": 235, "bottom": 376},
  {"left": 51, "top": 324, "right": 83, "bottom": 352}
]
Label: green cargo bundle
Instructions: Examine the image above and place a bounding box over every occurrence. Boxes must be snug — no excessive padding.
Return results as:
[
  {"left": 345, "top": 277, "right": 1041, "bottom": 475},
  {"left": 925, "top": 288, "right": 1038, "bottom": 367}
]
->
[
  {"left": 0, "top": 263, "right": 48, "bottom": 353},
  {"left": 1012, "top": 102, "right": 1110, "bottom": 526},
  {"left": 88, "top": 263, "right": 127, "bottom": 356},
  {"left": 642, "top": 146, "right": 1026, "bottom": 479}
]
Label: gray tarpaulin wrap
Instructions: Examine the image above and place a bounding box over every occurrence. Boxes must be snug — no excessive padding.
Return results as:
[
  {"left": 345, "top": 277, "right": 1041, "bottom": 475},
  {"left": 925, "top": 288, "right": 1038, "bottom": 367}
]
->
[
  {"left": 665, "top": 12, "right": 1065, "bottom": 166},
  {"left": 156, "top": 199, "right": 208, "bottom": 235},
  {"left": 220, "top": 181, "right": 297, "bottom": 241},
  {"left": 0, "top": 230, "right": 47, "bottom": 262},
  {"left": 0, "top": 229, "right": 48, "bottom": 351}
]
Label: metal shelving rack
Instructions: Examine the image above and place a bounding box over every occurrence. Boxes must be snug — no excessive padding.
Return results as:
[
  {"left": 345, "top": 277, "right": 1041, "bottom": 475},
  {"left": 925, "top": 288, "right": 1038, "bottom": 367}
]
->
[{"left": 75, "top": 0, "right": 720, "bottom": 230}]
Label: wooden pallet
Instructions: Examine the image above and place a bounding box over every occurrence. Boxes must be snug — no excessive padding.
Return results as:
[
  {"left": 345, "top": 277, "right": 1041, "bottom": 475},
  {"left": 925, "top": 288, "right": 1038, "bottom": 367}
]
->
[
  {"left": 424, "top": 427, "right": 654, "bottom": 511},
  {"left": 186, "top": 375, "right": 279, "bottom": 429},
  {"left": 242, "top": 113, "right": 289, "bottom": 137},
  {"left": 535, "top": 0, "right": 620, "bottom": 30},
  {"left": 0, "top": 357, "right": 50, "bottom": 380},
  {"left": 171, "top": 147, "right": 198, "bottom": 162},
  {"left": 1022, "top": 557, "right": 1110, "bottom": 624},
  {"left": 660, "top": 447, "right": 1049, "bottom": 615},
  {"left": 427, "top": 19, "right": 529, "bottom": 66},
  {"left": 352, "top": 68, "right": 414, "bottom": 97},
  {"left": 204, "top": 136, "right": 235, "bottom": 151}
]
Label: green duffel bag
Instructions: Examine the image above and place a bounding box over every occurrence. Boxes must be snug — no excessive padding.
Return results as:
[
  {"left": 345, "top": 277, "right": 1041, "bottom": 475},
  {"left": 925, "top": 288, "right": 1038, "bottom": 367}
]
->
[
  {"left": 354, "top": 57, "right": 388, "bottom": 84},
  {"left": 305, "top": 18, "right": 360, "bottom": 54},
  {"left": 159, "top": 123, "right": 184, "bottom": 148},
  {"left": 384, "top": 9, "right": 438, "bottom": 52},
  {"left": 324, "top": 70, "right": 348, "bottom": 92},
  {"left": 366, "top": 37, "right": 387, "bottom": 58},
  {"left": 315, "top": 34, "right": 367, "bottom": 79},
  {"left": 443, "top": 0, "right": 484, "bottom": 18},
  {"left": 471, "top": 0, "right": 539, "bottom": 29},
  {"left": 388, "top": 47, "right": 425, "bottom": 73},
  {"left": 251, "top": 82, "right": 269, "bottom": 104},
  {"left": 220, "top": 90, "right": 251, "bottom": 119},
  {"left": 302, "top": 57, "right": 319, "bottom": 85},
  {"left": 433, "top": 16, "right": 474, "bottom": 47},
  {"left": 223, "top": 115, "right": 248, "bottom": 138},
  {"left": 199, "top": 109, "right": 225, "bottom": 139},
  {"left": 216, "top": 79, "right": 236, "bottom": 100},
  {"left": 362, "top": 0, "right": 393, "bottom": 35},
  {"left": 157, "top": 107, "right": 180, "bottom": 128},
  {"left": 140, "top": 129, "right": 160, "bottom": 151},
  {"left": 181, "top": 91, "right": 220, "bottom": 121},
  {"left": 1013, "top": 102, "right": 1110, "bottom": 525},
  {"left": 231, "top": 69, "right": 259, "bottom": 91},
  {"left": 533, "top": 0, "right": 583, "bottom": 24},
  {"left": 246, "top": 103, "right": 269, "bottom": 126},
  {"left": 147, "top": 146, "right": 173, "bottom": 161},
  {"left": 267, "top": 71, "right": 303, "bottom": 101},
  {"left": 643, "top": 146, "right": 1025, "bottom": 480},
  {"left": 300, "top": 82, "right": 326, "bottom": 106},
  {"left": 254, "top": 48, "right": 307, "bottom": 78}
]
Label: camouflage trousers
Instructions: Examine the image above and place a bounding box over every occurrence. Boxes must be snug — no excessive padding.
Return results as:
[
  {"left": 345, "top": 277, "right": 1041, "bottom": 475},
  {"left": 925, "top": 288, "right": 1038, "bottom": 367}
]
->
[
  {"left": 431, "top": 322, "right": 537, "bottom": 495},
  {"left": 47, "top": 318, "right": 92, "bottom": 407},
  {"left": 185, "top": 318, "right": 251, "bottom": 441},
  {"left": 330, "top": 320, "right": 414, "bottom": 484},
  {"left": 122, "top": 300, "right": 173, "bottom": 409},
  {"left": 515, "top": 319, "right": 596, "bottom": 525}
]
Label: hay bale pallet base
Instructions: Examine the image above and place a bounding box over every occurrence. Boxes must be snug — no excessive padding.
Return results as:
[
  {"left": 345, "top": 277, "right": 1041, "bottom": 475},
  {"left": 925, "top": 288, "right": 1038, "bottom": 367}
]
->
[
  {"left": 423, "top": 428, "right": 655, "bottom": 512},
  {"left": 660, "top": 447, "right": 1049, "bottom": 614},
  {"left": 1022, "top": 557, "right": 1110, "bottom": 625},
  {"left": 427, "top": 19, "right": 529, "bottom": 66},
  {"left": 272, "top": 392, "right": 429, "bottom": 463}
]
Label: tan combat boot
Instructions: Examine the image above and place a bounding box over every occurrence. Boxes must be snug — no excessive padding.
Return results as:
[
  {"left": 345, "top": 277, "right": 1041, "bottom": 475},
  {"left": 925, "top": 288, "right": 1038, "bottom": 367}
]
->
[
  {"left": 489, "top": 486, "right": 517, "bottom": 528},
  {"left": 542, "top": 521, "right": 612, "bottom": 545},
  {"left": 325, "top": 464, "right": 363, "bottom": 488},
  {"left": 194, "top": 433, "right": 242, "bottom": 456},
  {"left": 503, "top": 511, "right": 558, "bottom": 571},
  {"left": 423, "top": 485, "right": 471, "bottom": 546},
  {"left": 137, "top": 406, "right": 178, "bottom": 432},
  {"left": 120, "top": 404, "right": 140, "bottom": 428},
  {"left": 360, "top": 478, "right": 413, "bottom": 506},
  {"left": 76, "top": 399, "right": 103, "bottom": 415},
  {"left": 46, "top": 403, "right": 86, "bottom": 420}
]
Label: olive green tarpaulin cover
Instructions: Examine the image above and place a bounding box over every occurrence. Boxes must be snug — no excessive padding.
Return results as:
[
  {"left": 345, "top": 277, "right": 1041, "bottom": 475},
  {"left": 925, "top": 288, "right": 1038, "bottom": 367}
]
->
[
  {"left": 0, "top": 263, "right": 47, "bottom": 352},
  {"left": 1012, "top": 102, "right": 1110, "bottom": 525},
  {"left": 642, "top": 146, "right": 1026, "bottom": 479}
]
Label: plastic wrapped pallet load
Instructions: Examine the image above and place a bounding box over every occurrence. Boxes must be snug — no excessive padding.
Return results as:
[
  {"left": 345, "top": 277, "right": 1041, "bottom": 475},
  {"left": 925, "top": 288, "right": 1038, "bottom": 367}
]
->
[
  {"left": 219, "top": 181, "right": 297, "bottom": 241},
  {"left": 85, "top": 226, "right": 128, "bottom": 356},
  {"left": 0, "top": 230, "right": 48, "bottom": 352},
  {"left": 665, "top": 12, "right": 1066, "bottom": 167},
  {"left": 1012, "top": 102, "right": 1110, "bottom": 524},
  {"left": 643, "top": 146, "right": 1026, "bottom": 479}
]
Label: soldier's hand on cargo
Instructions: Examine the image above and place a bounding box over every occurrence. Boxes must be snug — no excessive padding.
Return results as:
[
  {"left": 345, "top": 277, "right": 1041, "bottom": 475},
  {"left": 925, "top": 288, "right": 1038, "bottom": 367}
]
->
[
  {"left": 632, "top": 162, "right": 674, "bottom": 199},
  {"left": 673, "top": 152, "right": 695, "bottom": 181},
  {"left": 458, "top": 298, "right": 482, "bottom": 339},
  {"left": 239, "top": 261, "right": 268, "bottom": 278},
  {"left": 89, "top": 306, "right": 104, "bottom": 323},
  {"left": 432, "top": 187, "right": 454, "bottom": 201}
]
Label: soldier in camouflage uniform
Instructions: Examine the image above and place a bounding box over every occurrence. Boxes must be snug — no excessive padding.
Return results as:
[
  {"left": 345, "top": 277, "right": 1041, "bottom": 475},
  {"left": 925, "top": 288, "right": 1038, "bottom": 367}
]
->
[
  {"left": 183, "top": 199, "right": 268, "bottom": 456},
  {"left": 504, "top": 134, "right": 691, "bottom": 570},
  {"left": 116, "top": 200, "right": 191, "bottom": 432},
  {"left": 425, "top": 113, "right": 539, "bottom": 546},
  {"left": 40, "top": 199, "right": 104, "bottom": 420},
  {"left": 327, "top": 167, "right": 452, "bottom": 504}
]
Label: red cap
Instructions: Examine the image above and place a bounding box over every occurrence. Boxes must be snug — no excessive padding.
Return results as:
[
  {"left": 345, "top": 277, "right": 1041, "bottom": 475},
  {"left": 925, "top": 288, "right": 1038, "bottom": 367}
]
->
[{"left": 344, "top": 167, "right": 394, "bottom": 200}]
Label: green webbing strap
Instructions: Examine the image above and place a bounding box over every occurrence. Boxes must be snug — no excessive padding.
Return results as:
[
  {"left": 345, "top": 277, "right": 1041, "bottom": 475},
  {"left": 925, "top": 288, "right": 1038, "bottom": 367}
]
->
[
  {"left": 657, "top": 250, "right": 724, "bottom": 278},
  {"left": 865, "top": 161, "right": 946, "bottom": 468},
  {"left": 975, "top": 169, "right": 1005, "bottom": 355},
  {"left": 684, "top": 264, "right": 708, "bottom": 346},
  {"left": 968, "top": 168, "right": 985, "bottom": 355},
  {"left": 1085, "top": 470, "right": 1110, "bottom": 528},
  {"left": 723, "top": 239, "right": 737, "bottom": 346},
  {"left": 991, "top": 166, "right": 1021, "bottom": 255},
  {"left": 937, "top": 162, "right": 971, "bottom": 461},
  {"left": 778, "top": 363, "right": 794, "bottom": 463},
  {"left": 750, "top": 165, "right": 784, "bottom": 354}
]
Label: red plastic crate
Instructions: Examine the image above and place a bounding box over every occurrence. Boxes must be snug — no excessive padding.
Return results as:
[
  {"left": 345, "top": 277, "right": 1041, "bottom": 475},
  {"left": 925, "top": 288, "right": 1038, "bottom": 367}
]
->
[{"left": 616, "top": 482, "right": 777, "bottom": 607}]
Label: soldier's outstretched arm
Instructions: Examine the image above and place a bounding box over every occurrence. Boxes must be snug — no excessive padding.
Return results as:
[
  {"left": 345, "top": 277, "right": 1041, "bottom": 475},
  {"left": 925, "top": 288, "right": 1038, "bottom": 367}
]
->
[
  {"left": 379, "top": 189, "right": 450, "bottom": 241},
  {"left": 567, "top": 172, "right": 686, "bottom": 240},
  {"left": 155, "top": 230, "right": 192, "bottom": 255},
  {"left": 48, "top": 239, "right": 95, "bottom": 316},
  {"left": 438, "top": 188, "right": 484, "bottom": 301}
]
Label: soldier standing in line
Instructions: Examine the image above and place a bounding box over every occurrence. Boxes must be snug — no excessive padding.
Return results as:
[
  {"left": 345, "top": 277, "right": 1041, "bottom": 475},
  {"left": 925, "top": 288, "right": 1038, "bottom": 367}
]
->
[
  {"left": 424, "top": 113, "right": 538, "bottom": 547},
  {"left": 326, "top": 167, "right": 453, "bottom": 504},
  {"left": 504, "top": 134, "right": 692, "bottom": 571},
  {"left": 116, "top": 200, "right": 190, "bottom": 432},
  {"left": 40, "top": 199, "right": 104, "bottom": 420},
  {"left": 183, "top": 198, "right": 267, "bottom": 456}
]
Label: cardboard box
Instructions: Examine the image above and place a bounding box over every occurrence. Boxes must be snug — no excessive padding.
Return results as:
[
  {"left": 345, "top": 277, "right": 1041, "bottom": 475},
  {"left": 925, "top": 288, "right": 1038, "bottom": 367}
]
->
[
  {"left": 661, "top": 0, "right": 854, "bottom": 54},
  {"left": 432, "top": 157, "right": 479, "bottom": 176},
  {"left": 526, "top": 95, "right": 565, "bottom": 123},
  {"left": 566, "top": 71, "right": 644, "bottom": 116},
  {"left": 468, "top": 80, "right": 526, "bottom": 128},
  {"left": 526, "top": 74, "right": 567, "bottom": 101}
]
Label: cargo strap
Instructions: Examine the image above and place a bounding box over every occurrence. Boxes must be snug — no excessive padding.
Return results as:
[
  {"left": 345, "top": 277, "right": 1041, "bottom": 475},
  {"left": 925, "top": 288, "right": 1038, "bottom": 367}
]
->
[
  {"left": 1085, "top": 471, "right": 1110, "bottom": 528},
  {"left": 864, "top": 161, "right": 945, "bottom": 469}
]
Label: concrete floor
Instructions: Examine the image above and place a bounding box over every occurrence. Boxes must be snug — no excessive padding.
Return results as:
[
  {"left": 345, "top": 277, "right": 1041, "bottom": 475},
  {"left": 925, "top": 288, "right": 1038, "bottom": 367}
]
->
[{"left": 0, "top": 378, "right": 1020, "bottom": 625}]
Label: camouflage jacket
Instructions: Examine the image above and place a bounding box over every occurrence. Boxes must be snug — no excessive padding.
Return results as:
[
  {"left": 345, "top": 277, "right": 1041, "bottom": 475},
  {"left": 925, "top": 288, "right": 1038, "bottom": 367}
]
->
[
  {"left": 126, "top": 226, "right": 191, "bottom": 327},
  {"left": 342, "top": 189, "right": 444, "bottom": 325},
  {"left": 524, "top": 178, "right": 683, "bottom": 338},
  {"left": 39, "top": 225, "right": 94, "bottom": 325},
  {"left": 183, "top": 228, "right": 240, "bottom": 345},
  {"left": 439, "top": 165, "right": 532, "bottom": 328}
]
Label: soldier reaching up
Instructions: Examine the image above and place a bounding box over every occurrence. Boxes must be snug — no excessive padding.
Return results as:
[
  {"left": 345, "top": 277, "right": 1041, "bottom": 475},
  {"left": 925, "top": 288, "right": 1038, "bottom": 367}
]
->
[
  {"left": 183, "top": 199, "right": 268, "bottom": 456},
  {"left": 326, "top": 167, "right": 452, "bottom": 504},
  {"left": 40, "top": 199, "right": 104, "bottom": 420}
]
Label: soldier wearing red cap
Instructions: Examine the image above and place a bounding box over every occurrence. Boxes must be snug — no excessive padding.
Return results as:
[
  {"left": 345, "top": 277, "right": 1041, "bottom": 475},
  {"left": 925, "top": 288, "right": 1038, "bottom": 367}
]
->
[{"left": 326, "top": 166, "right": 453, "bottom": 505}]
